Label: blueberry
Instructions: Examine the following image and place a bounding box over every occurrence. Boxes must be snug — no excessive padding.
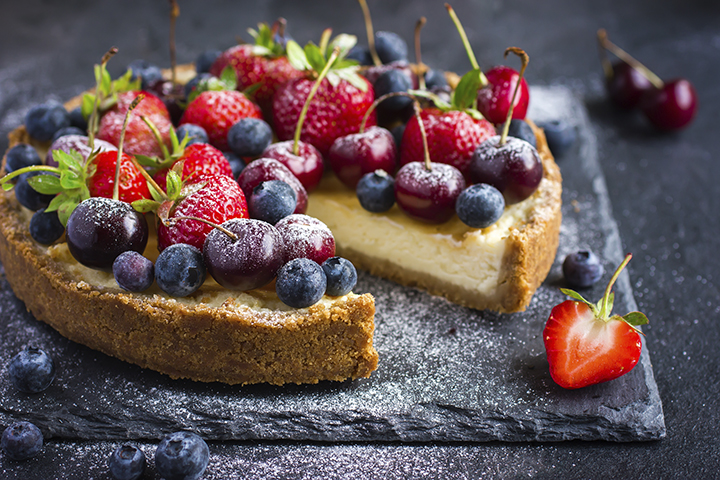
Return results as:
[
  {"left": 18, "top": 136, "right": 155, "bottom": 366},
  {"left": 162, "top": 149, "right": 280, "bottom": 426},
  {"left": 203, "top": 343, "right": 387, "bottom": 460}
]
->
[
  {"left": 356, "top": 170, "right": 395, "bottom": 213},
  {"left": 222, "top": 151, "right": 246, "bottom": 180},
  {"left": 127, "top": 59, "right": 164, "bottom": 90},
  {"left": 507, "top": 119, "right": 537, "bottom": 148},
  {"left": 424, "top": 68, "right": 448, "bottom": 90},
  {"left": 51, "top": 126, "right": 86, "bottom": 143},
  {"left": 227, "top": 118, "right": 273, "bottom": 157},
  {"left": 347, "top": 45, "right": 373, "bottom": 66},
  {"left": 195, "top": 49, "right": 222, "bottom": 74},
  {"left": 29, "top": 209, "right": 65, "bottom": 245},
  {"left": 24, "top": 101, "right": 70, "bottom": 142},
  {"left": 184, "top": 73, "right": 213, "bottom": 99},
  {"left": 1, "top": 421, "right": 43, "bottom": 461},
  {"left": 15, "top": 172, "right": 56, "bottom": 211},
  {"left": 155, "top": 431, "right": 209, "bottom": 480},
  {"left": 176, "top": 124, "right": 208, "bottom": 146},
  {"left": 322, "top": 257, "right": 357, "bottom": 296},
  {"left": 430, "top": 85, "right": 452, "bottom": 106},
  {"left": 374, "top": 31, "right": 408, "bottom": 64},
  {"left": 563, "top": 251, "right": 604, "bottom": 289},
  {"left": 5, "top": 144, "right": 42, "bottom": 174},
  {"left": 68, "top": 106, "right": 88, "bottom": 131},
  {"left": 538, "top": 119, "right": 576, "bottom": 158},
  {"left": 374, "top": 69, "right": 413, "bottom": 113},
  {"left": 108, "top": 444, "right": 146, "bottom": 480},
  {"left": 456, "top": 183, "right": 505, "bottom": 229},
  {"left": 8, "top": 346, "right": 55, "bottom": 394},
  {"left": 113, "top": 251, "right": 155, "bottom": 292},
  {"left": 248, "top": 180, "right": 297, "bottom": 225},
  {"left": 155, "top": 244, "right": 206, "bottom": 297},
  {"left": 276, "top": 258, "right": 328, "bottom": 308}
]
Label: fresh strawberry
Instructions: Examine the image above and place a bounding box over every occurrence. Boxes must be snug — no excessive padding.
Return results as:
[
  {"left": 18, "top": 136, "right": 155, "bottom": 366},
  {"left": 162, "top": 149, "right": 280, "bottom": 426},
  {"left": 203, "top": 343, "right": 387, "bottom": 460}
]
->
[
  {"left": 180, "top": 90, "right": 262, "bottom": 151},
  {"left": 97, "top": 91, "right": 173, "bottom": 158},
  {"left": 156, "top": 173, "right": 249, "bottom": 251},
  {"left": 400, "top": 107, "right": 495, "bottom": 176},
  {"left": 88, "top": 151, "right": 151, "bottom": 204},
  {"left": 543, "top": 254, "right": 649, "bottom": 389},
  {"left": 210, "top": 22, "right": 303, "bottom": 113},
  {"left": 272, "top": 32, "right": 377, "bottom": 157},
  {"left": 152, "top": 143, "right": 233, "bottom": 192}
]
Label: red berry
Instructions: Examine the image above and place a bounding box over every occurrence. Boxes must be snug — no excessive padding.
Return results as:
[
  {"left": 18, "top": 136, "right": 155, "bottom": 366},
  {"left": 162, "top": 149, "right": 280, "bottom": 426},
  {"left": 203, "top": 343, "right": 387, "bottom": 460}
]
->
[
  {"left": 641, "top": 78, "right": 697, "bottom": 131},
  {"left": 180, "top": 90, "right": 262, "bottom": 151},
  {"left": 153, "top": 143, "right": 233, "bottom": 192},
  {"left": 261, "top": 140, "right": 324, "bottom": 192},
  {"left": 605, "top": 61, "right": 653, "bottom": 110},
  {"left": 157, "top": 174, "right": 249, "bottom": 251},
  {"left": 394, "top": 162, "right": 466, "bottom": 224},
  {"left": 327, "top": 126, "right": 397, "bottom": 190},
  {"left": 237, "top": 158, "right": 308, "bottom": 215},
  {"left": 87, "top": 151, "right": 151, "bottom": 204},
  {"left": 476, "top": 66, "right": 530, "bottom": 124},
  {"left": 275, "top": 214, "right": 336, "bottom": 265}
]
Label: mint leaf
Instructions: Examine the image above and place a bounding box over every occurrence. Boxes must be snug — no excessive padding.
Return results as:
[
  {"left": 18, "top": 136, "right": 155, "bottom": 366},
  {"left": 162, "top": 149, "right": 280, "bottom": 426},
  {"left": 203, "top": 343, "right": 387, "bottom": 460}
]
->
[
  {"left": 304, "top": 43, "right": 326, "bottom": 73},
  {"left": 622, "top": 311, "right": 649, "bottom": 326},
  {"left": 27, "top": 175, "right": 62, "bottom": 195},
  {"left": 452, "top": 69, "right": 483, "bottom": 110},
  {"left": 219, "top": 65, "right": 238, "bottom": 90},
  {"left": 81, "top": 93, "right": 95, "bottom": 120},
  {"left": 132, "top": 199, "right": 161, "bottom": 213}
]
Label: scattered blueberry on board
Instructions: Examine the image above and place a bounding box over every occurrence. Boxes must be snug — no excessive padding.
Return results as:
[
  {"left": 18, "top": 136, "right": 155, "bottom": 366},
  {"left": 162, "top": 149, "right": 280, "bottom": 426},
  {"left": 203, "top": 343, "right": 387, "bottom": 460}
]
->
[
  {"left": 563, "top": 250, "right": 604, "bottom": 289},
  {"left": 108, "top": 444, "right": 146, "bottom": 480},
  {"left": 8, "top": 346, "right": 56, "bottom": 394},
  {"left": 1, "top": 422, "right": 43, "bottom": 461},
  {"left": 538, "top": 119, "right": 576, "bottom": 158},
  {"left": 155, "top": 431, "right": 209, "bottom": 480}
]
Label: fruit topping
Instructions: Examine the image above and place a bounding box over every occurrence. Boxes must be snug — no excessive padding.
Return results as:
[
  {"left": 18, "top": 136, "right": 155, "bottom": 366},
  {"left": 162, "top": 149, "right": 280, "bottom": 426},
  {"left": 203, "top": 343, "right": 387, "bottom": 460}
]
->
[
  {"left": 45, "top": 134, "right": 116, "bottom": 167},
  {"left": 374, "top": 31, "right": 409, "bottom": 65},
  {"left": 5, "top": 143, "right": 42, "bottom": 174},
  {"left": 563, "top": 250, "right": 604, "bottom": 289},
  {"left": 113, "top": 251, "right": 155, "bottom": 293},
  {"left": 322, "top": 256, "right": 358, "bottom": 296},
  {"left": 328, "top": 125, "right": 397, "bottom": 190},
  {"left": 87, "top": 151, "right": 152, "bottom": 204},
  {"left": 356, "top": 170, "right": 396, "bottom": 213},
  {"left": 395, "top": 161, "right": 466, "bottom": 224},
  {"left": 14, "top": 171, "right": 55, "bottom": 211},
  {"left": 273, "top": 31, "right": 376, "bottom": 157},
  {"left": 108, "top": 444, "right": 146, "bottom": 480},
  {"left": 275, "top": 214, "right": 336, "bottom": 265},
  {"left": 203, "top": 218, "right": 284, "bottom": 291},
  {"left": 237, "top": 158, "right": 308, "bottom": 214},
  {"left": 506, "top": 119, "right": 536, "bottom": 148},
  {"left": 248, "top": 180, "right": 297, "bottom": 225},
  {"left": 276, "top": 258, "right": 328, "bottom": 308},
  {"left": 150, "top": 141, "right": 233, "bottom": 193},
  {"left": 7, "top": 346, "right": 56, "bottom": 393},
  {"left": 227, "top": 117, "right": 273, "bottom": 158},
  {"left": 29, "top": 209, "right": 65, "bottom": 245},
  {"left": 544, "top": 254, "right": 648, "bottom": 389},
  {"left": 455, "top": 183, "right": 505, "bottom": 229},
  {"left": 1, "top": 422, "right": 43, "bottom": 461},
  {"left": 51, "top": 126, "right": 86, "bottom": 143},
  {"left": 476, "top": 65, "right": 530, "bottom": 124},
  {"left": 261, "top": 140, "right": 324, "bottom": 192},
  {"left": 154, "top": 431, "right": 209, "bottom": 480},
  {"left": 155, "top": 243, "right": 206, "bottom": 297},
  {"left": 127, "top": 59, "right": 164, "bottom": 90},
  {"left": 24, "top": 101, "right": 71, "bottom": 142},
  {"left": 175, "top": 123, "right": 209, "bottom": 146},
  {"left": 195, "top": 49, "right": 222, "bottom": 74}
]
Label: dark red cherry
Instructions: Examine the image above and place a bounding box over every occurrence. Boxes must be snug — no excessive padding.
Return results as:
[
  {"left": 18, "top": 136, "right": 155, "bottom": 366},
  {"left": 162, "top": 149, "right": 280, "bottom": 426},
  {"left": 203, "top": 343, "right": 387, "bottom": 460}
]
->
[
  {"left": 66, "top": 197, "right": 149, "bottom": 271},
  {"left": 394, "top": 162, "right": 466, "bottom": 223},
  {"left": 641, "top": 78, "right": 698, "bottom": 131},
  {"left": 476, "top": 66, "right": 530, "bottom": 125},
  {"left": 327, "top": 126, "right": 397, "bottom": 190},
  {"left": 261, "top": 140, "right": 324, "bottom": 192},
  {"left": 469, "top": 136, "right": 543, "bottom": 205},
  {"left": 275, "top": 214, "right": 336, "bottom": 265},
  {"left": 605, "top": 61, "right": 653, "bottom": 110},
  {"left": 237, "top": 158, "right": 308, "bottom": 214},
  {"left": 203, "top": 218, "right": 284, "bottom": 291}
]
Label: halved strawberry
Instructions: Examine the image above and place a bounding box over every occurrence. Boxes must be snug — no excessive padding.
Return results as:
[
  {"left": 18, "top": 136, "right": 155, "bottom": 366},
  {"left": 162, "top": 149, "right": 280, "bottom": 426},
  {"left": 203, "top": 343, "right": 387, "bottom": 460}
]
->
[{"left": 543, "top": 254, "right": 649, "bottom": 389}]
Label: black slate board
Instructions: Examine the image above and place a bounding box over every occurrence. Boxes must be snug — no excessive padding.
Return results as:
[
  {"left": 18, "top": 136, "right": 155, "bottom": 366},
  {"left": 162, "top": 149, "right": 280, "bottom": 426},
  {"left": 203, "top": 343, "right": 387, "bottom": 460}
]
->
[{"left": 0, "top": 87, "right": 665, "bottom": 443}]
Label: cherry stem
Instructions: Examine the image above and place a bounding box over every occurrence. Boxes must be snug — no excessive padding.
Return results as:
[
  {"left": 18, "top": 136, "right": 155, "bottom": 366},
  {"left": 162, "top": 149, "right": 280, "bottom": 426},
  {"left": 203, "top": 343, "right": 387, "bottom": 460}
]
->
[
  {"left": 596, "top": 29, "right": 614, "bottom": 82},
  {"left": 140, "top": 115, "right": 171, "bottom": 161},
  {"left": 318, "top": 28, "right": 332, "bottom": 56},
  {"left": 445, "top": 3, "right": 488, "bottom": 86},
  {"left": 596, "top": 29, "right": 664, "bottom": 89},
  {"left": 357, "top": 0, "right": 382, "bottom": 66},
  {"left": 169, "top": 0, "right": 179, "bottom": 86},
  {"left": 359, "top": 91, "right": 415, "bottom": 133},
  {"left": 113, "top": 94, "right": 145, "bottom": 201},
  {"left": 163, "top": 215, "right": 238, "bottom": 241},
  {"left": 499, "top": 47, "right": 529, "bottom": 146},
  {"left": 88, "top": 47, "right": 118, "bottom": 150},
  {"left": 409, "top": 99, "right": 432, "bottom": 171},
  {"left": 599, "top": 253, "right": 632, "bottom": 320},
  {"left": 414, "top": 17, "right": 428, "bottom": 91},
  {"left": 127, "top": 155, "right": 168, "bottom": 201},
  {"left": 292, "top": 46, "right": 341, "bottom": 155}
]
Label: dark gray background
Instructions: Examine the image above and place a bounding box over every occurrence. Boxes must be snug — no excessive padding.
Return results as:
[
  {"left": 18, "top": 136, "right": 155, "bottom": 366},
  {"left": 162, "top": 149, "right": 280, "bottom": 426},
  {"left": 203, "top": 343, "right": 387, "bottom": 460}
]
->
[{"left": 1, "top": 0, "right": 718, "bottom": 478}]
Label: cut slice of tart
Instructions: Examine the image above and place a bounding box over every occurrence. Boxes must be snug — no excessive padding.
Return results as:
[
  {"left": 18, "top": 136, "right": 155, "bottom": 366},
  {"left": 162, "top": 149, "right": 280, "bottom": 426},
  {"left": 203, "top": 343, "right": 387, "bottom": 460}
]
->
[
  {"left": 307, "top": 121, "right": 562, "bottom": 313},
  {"left": 0, "top": 122, "right": 378, "bottom": 386}
]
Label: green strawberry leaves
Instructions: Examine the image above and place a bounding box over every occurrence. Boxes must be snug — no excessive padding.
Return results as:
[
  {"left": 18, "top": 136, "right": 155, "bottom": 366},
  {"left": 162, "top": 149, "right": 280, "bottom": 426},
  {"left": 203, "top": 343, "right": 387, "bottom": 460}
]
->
[
  {"left": 247, "top": 22, "right": 286, "bottom": 57},
  {"left": 284, "top": 32, "right": 368, "bottom": 93},
  {"left": 186, "top": 66, "right": 238, "bottom": 104},
  {"left": 81, "top": 69, "right": 140, "bottom": 120}
]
